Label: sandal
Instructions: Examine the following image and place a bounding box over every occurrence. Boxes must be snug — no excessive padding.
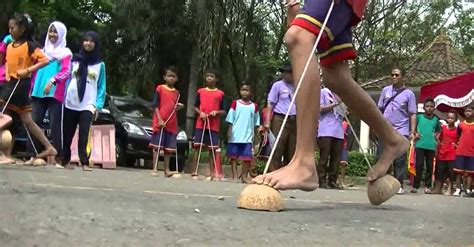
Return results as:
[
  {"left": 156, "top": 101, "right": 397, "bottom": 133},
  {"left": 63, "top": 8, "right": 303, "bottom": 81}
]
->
[{"left": 151, "top": 170, "right": 159, "bottom": 177}]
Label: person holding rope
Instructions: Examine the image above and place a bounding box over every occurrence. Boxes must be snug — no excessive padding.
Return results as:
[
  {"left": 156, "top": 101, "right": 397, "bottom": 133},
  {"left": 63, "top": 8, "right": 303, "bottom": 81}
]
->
[
  {"left": 190, "top": 68, "right": 226, "bottom": 180},
  {"left": 0, "top": 14, "right": 55, "bottom": 162},
  {"left": 254, "top": 0, "right": 409, "bottom": 191},
  {"left": 149, "top": 66, "right": 184, "bottom": 177},
  {"left": 25, "top": 21, "right": 72, "bottom": 167}
]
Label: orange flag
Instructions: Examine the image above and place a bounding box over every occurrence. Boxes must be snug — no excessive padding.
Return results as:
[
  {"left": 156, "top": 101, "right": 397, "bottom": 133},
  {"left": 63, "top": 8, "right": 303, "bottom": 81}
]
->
[{"left": 407, "top": 143, "right": 416, "bottom": 176}]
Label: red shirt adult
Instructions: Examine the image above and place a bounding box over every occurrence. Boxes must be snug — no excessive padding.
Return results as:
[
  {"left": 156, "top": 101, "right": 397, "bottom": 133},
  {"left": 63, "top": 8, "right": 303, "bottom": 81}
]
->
[
  {"left": 456, "top": 121, "right": 474, "bottom": 157},
  {"left": 437, "top": 125, "right": 457, "bottom": 161},
  {"left": 194, "top": 87, "right": 225, "bottom": 132},
  {"left": 152, "top": 85, "right": 179, "bottom": 134}
]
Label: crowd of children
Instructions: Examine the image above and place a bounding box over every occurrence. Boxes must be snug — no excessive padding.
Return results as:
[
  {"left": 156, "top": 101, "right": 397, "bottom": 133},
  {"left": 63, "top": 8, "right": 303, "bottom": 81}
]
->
[
  {"left": 0, "top": 13, "right": 106, "bottom": 171},
  {"left": 411, "top": 100, "right": 474, "bottom": 196}
]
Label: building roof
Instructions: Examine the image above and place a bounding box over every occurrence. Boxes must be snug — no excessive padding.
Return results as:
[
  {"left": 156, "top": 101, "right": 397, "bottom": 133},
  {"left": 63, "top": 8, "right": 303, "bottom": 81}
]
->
[{"left": 361, "top": 31, "right": 472, "bottom": 90}]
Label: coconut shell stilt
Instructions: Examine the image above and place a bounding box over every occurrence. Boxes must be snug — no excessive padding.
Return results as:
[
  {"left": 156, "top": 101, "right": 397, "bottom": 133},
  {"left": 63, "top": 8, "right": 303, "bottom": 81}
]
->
[
  {"left": 237, "top": 184, "right": 284, "bottom": 212},
  {"left": 367, "top": 175, "right": 401, "bottom": 206},
  {"left": 0, "top": 130, "right": 13, "bottom": 150},
  {"left": 33, "top": 158, "right": 47, "bottom": 166}
]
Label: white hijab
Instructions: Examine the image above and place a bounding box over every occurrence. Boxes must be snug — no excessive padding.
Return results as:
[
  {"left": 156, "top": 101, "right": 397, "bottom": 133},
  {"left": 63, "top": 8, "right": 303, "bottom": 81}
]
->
[{"left": 43, "top": 21, "right": 72, "bottom": 60}]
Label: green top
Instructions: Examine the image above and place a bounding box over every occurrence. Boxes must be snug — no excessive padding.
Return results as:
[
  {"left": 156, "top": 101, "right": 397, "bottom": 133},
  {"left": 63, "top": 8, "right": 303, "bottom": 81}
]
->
[{"left": 415, "top": 114, "right": 441, "bottom": 151}]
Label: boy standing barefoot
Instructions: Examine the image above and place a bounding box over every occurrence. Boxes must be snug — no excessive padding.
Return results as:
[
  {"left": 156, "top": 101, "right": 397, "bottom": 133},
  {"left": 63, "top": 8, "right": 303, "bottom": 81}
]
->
[
  {"left": 254, "top": 0, "right": 409, "bottom": 191},
  {"left": 190, "top": 69, "right": 226, "bottom": 179},
  {"left": 226, "top": 84, "right": 260, "bottom": 183}
]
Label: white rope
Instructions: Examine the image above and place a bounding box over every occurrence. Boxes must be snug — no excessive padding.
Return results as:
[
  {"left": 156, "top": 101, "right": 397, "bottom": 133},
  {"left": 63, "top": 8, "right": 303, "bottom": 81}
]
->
[
  {"left": 194, "top": 117, "right": 207, "bottom": 175},
  {"left": 263, "top": 1, "right": 335, "bottom": 175},
  {"left": 24, "top": 125, "right": 39, "bottom": 156},
  {"left": 1, "top": 78, "right": 21, "bottom": 114},
  {"left": 206, "top": 115, "right": 218, "bottom": 177},
  {"left": 151, "top": 91, "right": 181, "bottom": 173},
  {"left": 341, "top": 113, "right": 372, "bottom": 170}
]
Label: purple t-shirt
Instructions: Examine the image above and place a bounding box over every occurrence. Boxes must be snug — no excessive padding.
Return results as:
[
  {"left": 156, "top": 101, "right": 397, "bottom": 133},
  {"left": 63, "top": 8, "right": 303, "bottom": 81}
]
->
[
  {"left": 267, "top": 80, "right": 296, "bottom": 116},
  {"left": 318, "top": 88, "right": 344, "bottom": 139},
  {"left": 378, "top": 85, "right": 417, "bottom": 136}
]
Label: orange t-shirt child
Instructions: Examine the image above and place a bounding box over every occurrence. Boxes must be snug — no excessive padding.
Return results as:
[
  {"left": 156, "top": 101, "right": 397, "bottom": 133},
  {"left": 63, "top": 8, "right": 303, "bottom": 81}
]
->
[{"left": 2, "top": 41, "right": 48, "bottom": 112}]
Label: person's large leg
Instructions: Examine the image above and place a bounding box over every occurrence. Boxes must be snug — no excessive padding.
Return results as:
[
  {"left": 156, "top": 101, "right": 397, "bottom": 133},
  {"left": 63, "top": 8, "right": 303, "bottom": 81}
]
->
[
  {"left": 317, "top": 137, "right": 331, "bottom": 187},
  {"left": 254, "top": 25, "right": 320, "bottom": 191},
  {"left": 61, "top": 108, "right": 79, "bottom": 165},
  {"left": 323, "top": 62, "right": 409, "bottom": 182},
  {"left": 20, "top": 112, "right": 57, "bottom": 158},
  {"left": 26, "top": 98, "right": 48, "bottom": 156},
  {"left": 77, "top": 110, "right": 94, "bottom": 170},
  {"left": 328, "top": 138, "right": 343, "bottom": 187}
]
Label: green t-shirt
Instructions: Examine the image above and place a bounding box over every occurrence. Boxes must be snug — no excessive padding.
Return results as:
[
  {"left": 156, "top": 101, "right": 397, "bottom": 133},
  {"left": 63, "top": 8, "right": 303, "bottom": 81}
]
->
[{"left": 415, "top": 114, "right": 441, "bottom": 151}]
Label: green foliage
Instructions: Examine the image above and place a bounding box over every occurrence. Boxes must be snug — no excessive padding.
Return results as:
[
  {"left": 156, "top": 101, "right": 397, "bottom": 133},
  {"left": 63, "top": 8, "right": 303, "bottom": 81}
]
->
[{"left": 346, "top": 151, "right": 375, "bottom": 177}]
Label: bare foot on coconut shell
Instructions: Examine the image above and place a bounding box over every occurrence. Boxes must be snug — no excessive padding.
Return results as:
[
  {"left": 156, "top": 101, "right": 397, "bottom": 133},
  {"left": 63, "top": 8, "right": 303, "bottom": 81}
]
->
[
  {"left": 366, "top": 134, "right": 409, "bottom": 182},
  {"left": 253, "top": 156, "right": 319, "bottom": 191}
]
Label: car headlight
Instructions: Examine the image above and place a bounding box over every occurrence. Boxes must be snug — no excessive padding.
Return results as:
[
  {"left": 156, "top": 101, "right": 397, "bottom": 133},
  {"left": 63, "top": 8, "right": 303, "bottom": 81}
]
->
[
  {"left": 123, "top": 122, "right": 145, "bottom": 136},
  {"left": 176, "top": 130, "right": 187, "bottom": 141}
]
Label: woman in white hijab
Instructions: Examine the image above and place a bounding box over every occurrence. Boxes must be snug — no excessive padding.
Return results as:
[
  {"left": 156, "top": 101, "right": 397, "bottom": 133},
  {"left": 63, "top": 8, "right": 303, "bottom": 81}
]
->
[{"left": 26, "top": 21, "right": 72, "bottom": 167}]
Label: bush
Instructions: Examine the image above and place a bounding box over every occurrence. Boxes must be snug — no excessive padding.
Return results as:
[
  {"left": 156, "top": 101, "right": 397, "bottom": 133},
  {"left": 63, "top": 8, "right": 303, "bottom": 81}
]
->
[{"left": 347, "top": 151, "right": 375, "bottom": 177}]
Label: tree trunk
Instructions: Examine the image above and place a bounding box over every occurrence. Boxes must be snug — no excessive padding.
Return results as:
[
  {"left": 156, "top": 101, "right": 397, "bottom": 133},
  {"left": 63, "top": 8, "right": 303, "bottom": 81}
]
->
[{"left": 185, "top": 52, "right": 199, "bottom": 138}]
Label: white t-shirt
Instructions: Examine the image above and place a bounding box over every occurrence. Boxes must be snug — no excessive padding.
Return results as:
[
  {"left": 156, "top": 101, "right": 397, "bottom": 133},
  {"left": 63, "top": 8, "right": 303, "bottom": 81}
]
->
[{"left": 65, "top": 61, "right": 106, "bottom": 113}]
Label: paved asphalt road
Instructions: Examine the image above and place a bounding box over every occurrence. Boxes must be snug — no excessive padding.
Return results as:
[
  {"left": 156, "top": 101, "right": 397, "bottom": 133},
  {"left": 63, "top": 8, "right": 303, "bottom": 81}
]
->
[{"left": 1, "top": 164, "right": 473, "bottom": 246}]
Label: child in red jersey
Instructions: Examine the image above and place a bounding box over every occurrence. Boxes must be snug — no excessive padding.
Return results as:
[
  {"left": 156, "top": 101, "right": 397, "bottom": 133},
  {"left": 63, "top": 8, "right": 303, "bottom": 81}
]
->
[
  {"left": 191, "top": 68, "right": 226, "bottom": 179},
  {"left": 149, "top": 66, "right": 184, "bottom": 177},
  {"left": 453, "top": 104, "right": 474, "bottom": 196},
  {"left": 433, "top": 111, "right": 458, "bottom": 195}
]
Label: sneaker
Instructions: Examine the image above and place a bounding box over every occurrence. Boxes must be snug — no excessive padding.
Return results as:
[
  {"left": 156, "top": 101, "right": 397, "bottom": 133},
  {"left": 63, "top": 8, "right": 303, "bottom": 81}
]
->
[
  {"left": 466, "top": 190, "right": 472, "bottom": 196},
  {"left": 55, "top": 164, "right": 65, "bottom": 169},
  {"left": 396, "top": 188, "right": 405, "bottom": 194},
  {"left": 410, "top": 188, "right": 418, "bottom": 193},
  {"left": 453, "top": 188, "right": 461, "bottom": 196}
]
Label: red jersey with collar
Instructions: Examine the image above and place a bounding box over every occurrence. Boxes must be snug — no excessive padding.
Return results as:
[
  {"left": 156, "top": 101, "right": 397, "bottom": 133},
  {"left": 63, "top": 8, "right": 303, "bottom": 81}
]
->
[
  {"left": 437, "top": 125, "right": 457, "bottom": 161},
  {"left": 456, "top": 121, "right": 474, "bottom": 157},
  {"left": 152, "top": 85, "right": 179, "bottom": 134},
  {"left": 195, "top": 87, "right": 225, "bottom": 132}
]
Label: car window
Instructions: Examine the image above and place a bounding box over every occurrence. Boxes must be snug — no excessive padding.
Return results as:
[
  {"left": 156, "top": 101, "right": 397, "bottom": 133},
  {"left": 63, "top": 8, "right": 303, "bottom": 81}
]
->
[{"left": 113, "top": 99, "right": 152, "bottom": 119}]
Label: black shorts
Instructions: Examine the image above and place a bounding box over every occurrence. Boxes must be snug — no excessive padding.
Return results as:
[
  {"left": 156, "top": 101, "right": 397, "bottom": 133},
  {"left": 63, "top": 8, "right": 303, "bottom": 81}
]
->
[
  {"left": 0, "top": 78, "right": 32, "bottom": 113},
  {"left": 435, "top": 160, "right": 454, "bottom": 182}
]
